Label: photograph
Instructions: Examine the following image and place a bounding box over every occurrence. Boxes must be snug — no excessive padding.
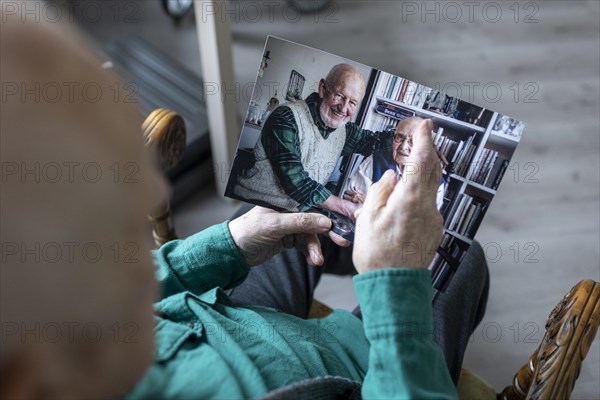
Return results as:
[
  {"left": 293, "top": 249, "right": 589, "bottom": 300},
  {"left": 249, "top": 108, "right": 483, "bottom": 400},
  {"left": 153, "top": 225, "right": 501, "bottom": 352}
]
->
[{"left": 225, "top": 36, "right": 525, "bottom": 289}]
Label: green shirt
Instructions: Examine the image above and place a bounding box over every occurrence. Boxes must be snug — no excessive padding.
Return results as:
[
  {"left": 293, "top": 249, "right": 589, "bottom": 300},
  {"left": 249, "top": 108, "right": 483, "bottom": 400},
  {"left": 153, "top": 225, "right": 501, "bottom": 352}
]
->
[
  {"left": 261, "top": 92, "right": 394, "bottom": 211},
  {"left": 127, "top": 222, "right": 456, "bottom": 399}
]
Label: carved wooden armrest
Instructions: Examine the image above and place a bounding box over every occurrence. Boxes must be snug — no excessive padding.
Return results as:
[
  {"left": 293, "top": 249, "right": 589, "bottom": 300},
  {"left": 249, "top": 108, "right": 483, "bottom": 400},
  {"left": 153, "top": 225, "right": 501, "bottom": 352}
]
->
[
  {"left": 500, "top": 279, "right": 600, "bottom": 400},
  {"left": 142, "top": 108, "right": 186, "bottom": 247}
]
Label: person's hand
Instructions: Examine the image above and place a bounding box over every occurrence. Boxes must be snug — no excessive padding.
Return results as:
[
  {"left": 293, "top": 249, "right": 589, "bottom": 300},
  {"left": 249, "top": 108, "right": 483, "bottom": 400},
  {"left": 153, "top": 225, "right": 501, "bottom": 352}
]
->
[
  {"left": 320, "top": 194, "right": 360, "bottom": 221},
  {"left": 343, "top": 189, "right": 366, "bottom": 205},
  {"left": 353, "top": 119, "right": 444, "bottom": 273},
  {"left": 228, "top": 206, "right": 334, "bottom": 266}
]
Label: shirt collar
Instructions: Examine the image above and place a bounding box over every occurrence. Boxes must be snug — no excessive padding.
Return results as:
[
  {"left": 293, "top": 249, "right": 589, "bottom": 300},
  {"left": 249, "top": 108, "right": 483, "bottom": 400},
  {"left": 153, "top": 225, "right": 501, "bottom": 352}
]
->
[{"left": 306, "top": 92, "right": 337, "bottom": 137}]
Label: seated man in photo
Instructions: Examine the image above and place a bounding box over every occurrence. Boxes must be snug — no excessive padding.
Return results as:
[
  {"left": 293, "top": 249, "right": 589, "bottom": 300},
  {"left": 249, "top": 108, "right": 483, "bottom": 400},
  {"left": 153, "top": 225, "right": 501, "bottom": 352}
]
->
[
  {"left": 230, "top": 63, "right": 393, "bottom": 221},
  {"left": 1, "top": 14, "right": 489, "bottom": 400},
  {"left": 344, "top": 116, "right": 447, "bottom": 210}
]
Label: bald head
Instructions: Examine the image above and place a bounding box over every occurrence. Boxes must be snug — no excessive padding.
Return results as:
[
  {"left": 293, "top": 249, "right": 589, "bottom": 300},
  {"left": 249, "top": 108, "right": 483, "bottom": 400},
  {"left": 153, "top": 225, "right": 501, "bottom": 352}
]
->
[
  {"left": 324, "top": 64, "right": 366, "bottom": 95},
  {"left": 1, "top": 8, "right": 163, "bottom": 399},
  {"left": 317, "top": 64, "right": 366, "bottom": 129}
]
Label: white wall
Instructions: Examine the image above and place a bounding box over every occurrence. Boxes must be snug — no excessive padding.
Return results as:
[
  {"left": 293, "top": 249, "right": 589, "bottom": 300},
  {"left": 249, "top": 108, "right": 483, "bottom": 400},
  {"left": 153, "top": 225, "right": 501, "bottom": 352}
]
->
[{"left": 248, "top": 36, "right": 372, "bottom": 126}]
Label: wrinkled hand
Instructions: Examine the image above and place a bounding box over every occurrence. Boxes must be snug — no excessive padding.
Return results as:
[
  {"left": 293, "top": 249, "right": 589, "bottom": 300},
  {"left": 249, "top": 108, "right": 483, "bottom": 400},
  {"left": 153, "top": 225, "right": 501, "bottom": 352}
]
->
[
  {"left": 353, "top": 119, "right": 444, "bottom": 273},
  {"left": 343, "top": 189, "right": 366, "bottom": 205},
  {"left": 320, "top": 194, "right": 360, "bottom": 222},
  {"left": 228, "top": 207, "right": 334, "bottom": 266}
]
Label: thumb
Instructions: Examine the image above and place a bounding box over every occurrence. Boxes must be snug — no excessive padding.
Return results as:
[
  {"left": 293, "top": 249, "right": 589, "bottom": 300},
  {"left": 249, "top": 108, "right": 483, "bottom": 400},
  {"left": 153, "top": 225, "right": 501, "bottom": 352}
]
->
[
  {"left": 391, "top": 119, "right": 440, "bottom": 200},
  {"left": 361, "top": 169, "right": 397, "bottom": 217}
]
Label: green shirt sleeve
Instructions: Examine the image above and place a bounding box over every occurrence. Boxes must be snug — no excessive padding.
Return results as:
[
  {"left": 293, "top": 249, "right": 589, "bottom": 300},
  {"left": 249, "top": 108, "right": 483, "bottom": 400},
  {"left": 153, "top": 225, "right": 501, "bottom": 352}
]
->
[
  {"left": 353, "top": 268, "right": 457, "bottom": 399},
  {"left": 342, "top": 124, "right": 394, "bottom": 157},
  {"left": 260, "top": 106, "right": 332, "bottom": 210},
  {"left": 153, "top": 222, "right": 250, "bottom": 300}
]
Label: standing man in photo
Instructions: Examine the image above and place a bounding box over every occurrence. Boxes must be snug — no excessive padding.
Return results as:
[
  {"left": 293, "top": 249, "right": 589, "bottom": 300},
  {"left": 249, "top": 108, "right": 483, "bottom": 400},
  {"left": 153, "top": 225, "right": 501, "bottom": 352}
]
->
[{"left": 230, "top": 63, "right": 393, "bottom": 221}]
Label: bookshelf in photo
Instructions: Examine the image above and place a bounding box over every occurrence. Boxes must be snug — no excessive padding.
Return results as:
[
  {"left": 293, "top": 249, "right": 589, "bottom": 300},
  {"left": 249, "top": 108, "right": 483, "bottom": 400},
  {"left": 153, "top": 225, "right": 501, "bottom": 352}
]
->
[{"left": 353, "top": 70, "right": 523, "bottom": 293}]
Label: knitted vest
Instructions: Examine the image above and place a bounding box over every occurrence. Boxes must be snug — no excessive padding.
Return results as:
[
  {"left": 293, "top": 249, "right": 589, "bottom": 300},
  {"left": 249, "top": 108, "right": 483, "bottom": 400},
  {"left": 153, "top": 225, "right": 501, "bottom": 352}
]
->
[{"left": 233, "top": 99, "right": 347, "bottom": 211}]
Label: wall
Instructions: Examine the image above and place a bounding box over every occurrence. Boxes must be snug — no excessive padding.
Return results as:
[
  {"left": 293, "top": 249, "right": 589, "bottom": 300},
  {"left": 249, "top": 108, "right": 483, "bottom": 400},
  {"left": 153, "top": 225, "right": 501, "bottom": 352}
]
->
[{"left": 238, "top": 36, "right": 372, "bottom": 148}]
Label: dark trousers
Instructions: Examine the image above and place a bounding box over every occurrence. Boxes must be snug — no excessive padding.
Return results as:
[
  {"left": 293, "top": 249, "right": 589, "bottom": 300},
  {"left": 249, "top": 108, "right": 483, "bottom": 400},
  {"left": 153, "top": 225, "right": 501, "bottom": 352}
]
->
[{"left": 226, "top": 205, "right": 489, "bottom": 384}]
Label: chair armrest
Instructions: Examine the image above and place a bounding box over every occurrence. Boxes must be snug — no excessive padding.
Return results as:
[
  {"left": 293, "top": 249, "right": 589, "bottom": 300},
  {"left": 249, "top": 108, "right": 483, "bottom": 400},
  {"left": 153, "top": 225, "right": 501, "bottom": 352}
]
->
[
  {"left": 500, "top": 279, "right": 600, "bottom": 400},
  {"left": 142, "top": 108, "right": 186, "bottom": 247}
]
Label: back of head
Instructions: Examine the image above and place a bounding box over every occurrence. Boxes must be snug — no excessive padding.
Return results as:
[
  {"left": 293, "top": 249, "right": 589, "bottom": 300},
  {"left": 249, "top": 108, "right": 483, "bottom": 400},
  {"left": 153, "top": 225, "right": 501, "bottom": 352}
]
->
[{"left": 1, "top": 4, "right": 161, "bottom": 398}]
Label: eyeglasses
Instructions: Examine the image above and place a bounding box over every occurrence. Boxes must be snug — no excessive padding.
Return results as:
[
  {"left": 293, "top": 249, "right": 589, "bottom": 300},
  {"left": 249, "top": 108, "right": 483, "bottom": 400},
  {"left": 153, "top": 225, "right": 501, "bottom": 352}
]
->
[
  {"left": 323, "top": 84, "right": 359, "bottom": 109},
  {"left": 393, "top": 133, "right": 412, "bottom": 144}
]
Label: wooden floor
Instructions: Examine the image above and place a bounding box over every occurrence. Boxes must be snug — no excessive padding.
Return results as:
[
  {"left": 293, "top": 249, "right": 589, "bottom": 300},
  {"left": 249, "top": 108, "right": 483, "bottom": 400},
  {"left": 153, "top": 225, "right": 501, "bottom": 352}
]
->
[{"left": 83, "top": 0, "right": 599, "bottom": 397}]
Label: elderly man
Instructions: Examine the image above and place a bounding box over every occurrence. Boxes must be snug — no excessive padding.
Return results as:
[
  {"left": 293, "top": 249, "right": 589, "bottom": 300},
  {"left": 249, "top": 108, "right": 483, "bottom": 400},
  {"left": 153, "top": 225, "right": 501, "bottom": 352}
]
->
[
  {"left": 1, "top": 13, "right": 489, "bottom": 400},
  {"left": 230, "top": 64, "right": 393, "bottom": 220},
  {"left": 345, "top": 116, "right": 447, "bottom": 210}
]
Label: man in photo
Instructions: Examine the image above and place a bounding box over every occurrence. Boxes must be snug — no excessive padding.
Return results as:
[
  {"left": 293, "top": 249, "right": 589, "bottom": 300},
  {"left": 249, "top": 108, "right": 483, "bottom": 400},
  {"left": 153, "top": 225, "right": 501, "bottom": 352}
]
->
[
  {"left": 344, "top": 116, "right": 447, "bottom": 210},
  {"left": 230, "top": 63, "right": 393, "bottom": 221}
]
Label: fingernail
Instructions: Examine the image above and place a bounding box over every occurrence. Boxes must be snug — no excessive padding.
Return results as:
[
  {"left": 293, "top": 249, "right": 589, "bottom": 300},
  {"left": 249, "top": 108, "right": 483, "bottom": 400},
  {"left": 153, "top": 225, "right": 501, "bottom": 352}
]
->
[
  {"left": 311, "top": 250, "right": 323, "bottom": 266},
  {"left": 310, "top": 249, "right": 318, "bottom": 263},
  {"left": 318, "top": 216, "right": 331, "bottom": 229}
]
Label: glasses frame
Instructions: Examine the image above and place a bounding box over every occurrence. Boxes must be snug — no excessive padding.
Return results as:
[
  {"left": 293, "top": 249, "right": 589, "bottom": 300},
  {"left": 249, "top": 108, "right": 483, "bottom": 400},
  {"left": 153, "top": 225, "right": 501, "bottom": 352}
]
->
[{"left": 322, "top": 83, "right": 359, "bottom": 111}]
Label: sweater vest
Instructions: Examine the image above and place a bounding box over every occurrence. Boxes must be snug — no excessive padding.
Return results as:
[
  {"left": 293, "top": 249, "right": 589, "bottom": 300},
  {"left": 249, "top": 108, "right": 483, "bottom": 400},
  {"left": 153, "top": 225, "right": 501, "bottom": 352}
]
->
[{"left": 233, "top": 99, "right": 346, "bottom": 211}]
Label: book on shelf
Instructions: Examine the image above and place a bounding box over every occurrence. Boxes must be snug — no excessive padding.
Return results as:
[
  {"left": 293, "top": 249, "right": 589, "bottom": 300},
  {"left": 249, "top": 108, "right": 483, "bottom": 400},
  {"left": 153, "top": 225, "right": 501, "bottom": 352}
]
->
[
  {"left": 375, "top": 100, "right": 416, "bottom": 120},
  {"left": 373, "top": 72, "right": 434, "bottom": 109},
  {"left": 433, "top": 127, "right": 444, "bottom": 143},
  {"left": 385, "top": 75, "right": 396, "bottom": 99},
  {"left": 445, "top": 193, "right": 487, "bottom": 238},
  {"left": 455, "top": 196, "right": 473, "bottom": 232},
  {"left": 469, "top": 148, "right": 493, "bottom": 183},
  {"left": 441, "top": 187, "right": 458, "bottom": 219},
  {"left": 455, "top": 143, "right": 477, "bottom": 177},
  {"left": 458, "top": 203, "right": 477, "bottom": 235},
  {"left": 451, "top": 141, "right": 465, "bottom": 164},
  {"left": 368, "top": 114, "right": 399, "bottom": 132},
  {"left": 435, "top": 136, "right": 470, "bottom": 167},
  {"left": 439, "top": 134, "right": 477, "bottom": 178},
  {"left": 446, "top": 194, "right": 465, "bottom": 230},
  {"left": 479, "top": 152, "right": 498, "bottom": 184},
  {"left": 464, "top": 203, "right": 487, "bottom": 237},
  {"left": 447, "top": 194, "right": 472, "bottom": 232},
  {"left": 398, "top": 78, "right": 408, "bottom": 102},
  {"left": 467, "top": 149, "right": 509, "bottom": 189},
  {"left": 483, "top": 156, "right": 504, "bottom": 188},
  {"left": 491, "top": 159, "right": 509, "bottom": 190}
]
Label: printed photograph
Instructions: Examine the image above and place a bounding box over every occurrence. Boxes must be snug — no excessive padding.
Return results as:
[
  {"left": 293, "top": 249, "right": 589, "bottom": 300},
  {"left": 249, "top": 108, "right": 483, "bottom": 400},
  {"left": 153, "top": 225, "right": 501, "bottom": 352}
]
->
[{"left": 225, "top": 36, "right": 525, "bottom": 292}]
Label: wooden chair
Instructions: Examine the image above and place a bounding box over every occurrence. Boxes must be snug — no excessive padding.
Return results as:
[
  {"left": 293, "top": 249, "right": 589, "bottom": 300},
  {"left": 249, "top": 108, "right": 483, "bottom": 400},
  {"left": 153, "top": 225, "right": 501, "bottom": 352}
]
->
[
  {"left": 142, "top": 108, "right": 186, "bottom": 247},
  {"left": 498, "top": 278, "right": 600, "bottom": 400},
  {"left": 141, "top": 109, "right": 600, "bottom": 399}
]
